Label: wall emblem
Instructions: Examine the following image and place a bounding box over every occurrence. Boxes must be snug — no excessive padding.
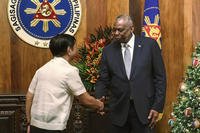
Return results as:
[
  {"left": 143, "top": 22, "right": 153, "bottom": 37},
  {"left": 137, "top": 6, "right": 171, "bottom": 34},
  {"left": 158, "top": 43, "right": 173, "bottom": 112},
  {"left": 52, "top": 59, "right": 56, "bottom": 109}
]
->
[
  {"left": 142, "top": 4, "right": 162, "bottom": 48},
  {"left": 142, "top": 14, "right": 161, "bottom": 48},
  {"left": 7, "top": 0, "right": 81, "bottom": 48}
]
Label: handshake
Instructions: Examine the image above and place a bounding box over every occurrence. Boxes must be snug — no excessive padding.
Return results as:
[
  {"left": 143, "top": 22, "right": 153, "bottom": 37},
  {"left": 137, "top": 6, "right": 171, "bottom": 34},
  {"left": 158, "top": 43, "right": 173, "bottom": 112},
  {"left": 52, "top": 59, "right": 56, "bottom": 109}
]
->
[
  {"left": 77, "top": 92, "right": 105, "bottom": 115},
  {"left": 96, "top": 96, "right": 106, "bottom": 115}
]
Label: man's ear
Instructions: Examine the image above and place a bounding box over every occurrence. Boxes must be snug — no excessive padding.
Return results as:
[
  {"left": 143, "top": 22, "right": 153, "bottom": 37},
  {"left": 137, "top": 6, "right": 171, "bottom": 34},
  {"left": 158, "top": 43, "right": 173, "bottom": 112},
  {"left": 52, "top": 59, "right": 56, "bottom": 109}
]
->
[
  {"left": 67, "top": 47, "right": 71, "bottom": 55},
  {"left": 131, "top": 26, "right": 134, "bottom": 33}
]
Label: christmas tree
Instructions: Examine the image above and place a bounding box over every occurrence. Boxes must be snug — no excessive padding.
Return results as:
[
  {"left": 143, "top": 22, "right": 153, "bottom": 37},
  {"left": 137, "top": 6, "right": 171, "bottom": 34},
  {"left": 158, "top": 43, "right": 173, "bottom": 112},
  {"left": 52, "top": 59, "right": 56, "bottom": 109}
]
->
[{"left": 169, "top": 42, "right": 200, "bottom": 133}]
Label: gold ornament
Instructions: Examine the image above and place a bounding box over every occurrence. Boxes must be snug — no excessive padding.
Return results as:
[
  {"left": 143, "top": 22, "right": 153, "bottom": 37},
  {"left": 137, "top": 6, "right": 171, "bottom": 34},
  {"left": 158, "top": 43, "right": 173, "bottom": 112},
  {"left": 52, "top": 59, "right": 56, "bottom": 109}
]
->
[
  {"left": 180, "top": 82, "right": 187, "bottom": 92},
  {"left": 194, "top": 87, "right": 200, "bottom": 97},
  {"left": 192, "top": 119, "right": 200, "bottom": 128},
  {"left": 197, "top": 97, "right": 200, "bottom": 102},
  {"left": 181, "top": 96, "right": 188, "bottom": 102},
  {"left": 170, "top": 112, "right": 176, "bottom": 121}
]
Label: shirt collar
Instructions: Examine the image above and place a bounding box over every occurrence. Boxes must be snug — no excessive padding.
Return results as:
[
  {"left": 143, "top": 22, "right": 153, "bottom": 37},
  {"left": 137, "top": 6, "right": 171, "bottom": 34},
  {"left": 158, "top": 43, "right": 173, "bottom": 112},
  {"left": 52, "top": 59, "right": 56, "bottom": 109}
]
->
[
  {"left": 53, "top": 57, "right": 69, "bottom": 65},
  {"left": 121, "top": 33, "right": 135, "bottom": 48}
]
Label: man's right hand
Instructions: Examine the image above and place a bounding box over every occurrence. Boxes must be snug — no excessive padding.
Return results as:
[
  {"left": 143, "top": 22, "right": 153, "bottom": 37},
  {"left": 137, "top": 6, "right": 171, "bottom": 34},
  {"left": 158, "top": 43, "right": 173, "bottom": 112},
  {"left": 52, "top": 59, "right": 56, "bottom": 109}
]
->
[
  {"left": 96, "top": 99, "right": 104, "bottom": 111},
  {"left": 77, "top": 92, "right": 104, "bottom": 110},
  {"left": 97, "top": 96, "right": 105, "bottom": 115},
  {"left": 27, "top": 125, "right": 30, "bottom": 133}
]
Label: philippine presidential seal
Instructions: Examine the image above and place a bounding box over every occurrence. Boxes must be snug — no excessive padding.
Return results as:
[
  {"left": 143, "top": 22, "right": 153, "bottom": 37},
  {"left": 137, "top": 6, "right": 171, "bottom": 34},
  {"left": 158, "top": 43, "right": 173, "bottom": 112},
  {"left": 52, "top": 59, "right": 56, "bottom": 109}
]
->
[{"left": 7, "top": 0, "right": 81, "bottom": 48}]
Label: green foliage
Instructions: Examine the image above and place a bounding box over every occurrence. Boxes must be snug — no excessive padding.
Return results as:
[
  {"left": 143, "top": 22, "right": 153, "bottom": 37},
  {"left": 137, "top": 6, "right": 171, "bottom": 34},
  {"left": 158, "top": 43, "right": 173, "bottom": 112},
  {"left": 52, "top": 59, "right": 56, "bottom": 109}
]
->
[
  {"left": 169, "top": 42, "right": 200, "bottom": 133},
  {"left": 72, "top": 26, "right": 113, "bottom": 91}
]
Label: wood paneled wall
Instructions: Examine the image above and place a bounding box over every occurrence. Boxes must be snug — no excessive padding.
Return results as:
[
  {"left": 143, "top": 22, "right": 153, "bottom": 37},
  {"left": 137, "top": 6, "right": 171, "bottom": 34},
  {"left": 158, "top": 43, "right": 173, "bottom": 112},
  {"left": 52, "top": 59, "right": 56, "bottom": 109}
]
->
[
  {"left": 0, "top": 0, "right": 11, "bottom": 93},
  {"left": 157, "top": 0, "right": 185, "bottom": 132},
  {"left": 0, "top": 0, "right": 200, "bottom": 132},
  {"left": 86, "top": 0, "right": 129, "bottom": 34}
]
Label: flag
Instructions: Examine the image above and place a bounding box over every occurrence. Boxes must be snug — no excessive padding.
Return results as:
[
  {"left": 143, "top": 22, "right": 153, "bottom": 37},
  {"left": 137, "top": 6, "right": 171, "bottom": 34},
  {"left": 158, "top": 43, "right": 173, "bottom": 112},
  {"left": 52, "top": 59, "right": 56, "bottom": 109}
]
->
[
  {"left": 142, "top": 0, "right": 163, "bottom": 121},
  {"left": 142, "top": 0, "right": 162, "bottom": 49}
]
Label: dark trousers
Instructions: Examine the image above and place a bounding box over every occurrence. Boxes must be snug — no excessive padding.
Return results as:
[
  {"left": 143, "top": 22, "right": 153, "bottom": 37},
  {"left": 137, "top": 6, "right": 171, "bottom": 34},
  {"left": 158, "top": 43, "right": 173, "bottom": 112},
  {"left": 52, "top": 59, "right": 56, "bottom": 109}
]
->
[
  {"left": 110, "top": 101, "right": 155, "bottom": 133},
  {"left": 30, "top": 125, "right": 65, "bottom": 133}
]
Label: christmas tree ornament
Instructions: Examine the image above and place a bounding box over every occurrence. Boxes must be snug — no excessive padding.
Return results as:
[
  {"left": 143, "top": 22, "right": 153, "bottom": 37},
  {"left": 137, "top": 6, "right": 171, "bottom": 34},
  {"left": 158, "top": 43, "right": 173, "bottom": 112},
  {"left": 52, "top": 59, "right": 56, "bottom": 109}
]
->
[
  {"left": 184, "top": 107, "right": 192, "bottom": 117},
  {"left": 168, "top": 119, "right": 175, "bottom": 127},
  {"left": 180, "top": 82, "right": 187, "bottom": 92},
  {"left": 192, "top": 119, "right": 200, "bottom": 128},
  {"left": 170, "top": 112, "right": 176, "bottom": 120},
  {"left": 194, "top": 87, "right": 200, "bottom": 97},
  {"left": 170, "top": 112, "right": 175, "bottom": 117},
  {"left": 181, "top": 96, "right": 188, "bottom": 102},
  {"left": 192, "top": 57, "right": 200, "bottom": 67},
  {"left": 197, "top": 97, "right": 200, "bottom": 102}
]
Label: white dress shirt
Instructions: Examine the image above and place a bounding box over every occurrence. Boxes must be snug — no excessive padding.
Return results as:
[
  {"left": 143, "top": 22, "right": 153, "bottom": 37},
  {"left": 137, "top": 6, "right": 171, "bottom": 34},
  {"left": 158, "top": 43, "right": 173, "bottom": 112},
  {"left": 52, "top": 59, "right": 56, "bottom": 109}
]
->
[
  {"left": 121, "top": 33, "right": 135, "bottom": 65},
  {"left": 28, "top": 57, "right": 86, "bottom": 130}
]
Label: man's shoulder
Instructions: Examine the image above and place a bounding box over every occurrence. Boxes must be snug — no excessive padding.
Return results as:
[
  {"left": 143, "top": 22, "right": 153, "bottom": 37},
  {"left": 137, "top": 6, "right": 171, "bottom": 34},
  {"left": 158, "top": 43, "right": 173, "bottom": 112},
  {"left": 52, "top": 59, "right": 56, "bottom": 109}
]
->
[
  {"left": 104, "top": 40, "right": 120, "bottom": 50},
  {"left": 137, "top": 36, "right": 155, "bottom": 42},
  {"left": 136, "top": 36, "right": 157, "bottom": 48}
]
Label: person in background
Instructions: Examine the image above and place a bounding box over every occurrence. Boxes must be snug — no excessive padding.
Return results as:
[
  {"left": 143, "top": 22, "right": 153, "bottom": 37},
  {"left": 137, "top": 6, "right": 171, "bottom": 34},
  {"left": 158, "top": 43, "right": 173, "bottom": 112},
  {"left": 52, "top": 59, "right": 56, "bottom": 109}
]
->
[
  {"left": 26, "top": 34, "right": 104, "bottom": 133},
  {"left": 95, "top": 14, "right": 166, "bottom": 133}
]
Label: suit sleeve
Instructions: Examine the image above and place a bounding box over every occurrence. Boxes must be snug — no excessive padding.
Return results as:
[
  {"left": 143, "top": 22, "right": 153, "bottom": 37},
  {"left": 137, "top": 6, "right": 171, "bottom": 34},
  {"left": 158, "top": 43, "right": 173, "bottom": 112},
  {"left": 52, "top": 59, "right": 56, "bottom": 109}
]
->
[
  {"left": 95, "top": 48, "right": 111, "bottom": 99},
  {"left": 151, "top": 40, "right": 167, "bottom": 112}
]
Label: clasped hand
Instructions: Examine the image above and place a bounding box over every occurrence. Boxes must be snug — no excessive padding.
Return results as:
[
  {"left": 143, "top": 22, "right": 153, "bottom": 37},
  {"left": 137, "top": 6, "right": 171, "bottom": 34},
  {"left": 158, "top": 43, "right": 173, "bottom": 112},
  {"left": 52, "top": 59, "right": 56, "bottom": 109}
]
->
[{"left": 97, "top": 96, "right": 105, "bottom": 115}]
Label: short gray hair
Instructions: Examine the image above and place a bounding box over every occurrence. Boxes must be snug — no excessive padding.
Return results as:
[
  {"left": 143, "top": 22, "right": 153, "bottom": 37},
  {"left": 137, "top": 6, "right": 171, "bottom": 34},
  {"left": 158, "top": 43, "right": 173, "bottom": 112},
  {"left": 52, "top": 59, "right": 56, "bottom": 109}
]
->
[{"left": 116, "top": 15, "right": 133, "bottom": 27}]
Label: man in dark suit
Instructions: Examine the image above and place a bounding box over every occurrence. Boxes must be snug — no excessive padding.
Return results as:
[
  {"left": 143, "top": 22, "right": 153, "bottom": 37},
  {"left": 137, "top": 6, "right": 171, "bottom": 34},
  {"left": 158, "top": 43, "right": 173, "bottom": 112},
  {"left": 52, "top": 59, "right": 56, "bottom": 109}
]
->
[{"left": 95, "top": 15, "right": 166, "bottom": 133}]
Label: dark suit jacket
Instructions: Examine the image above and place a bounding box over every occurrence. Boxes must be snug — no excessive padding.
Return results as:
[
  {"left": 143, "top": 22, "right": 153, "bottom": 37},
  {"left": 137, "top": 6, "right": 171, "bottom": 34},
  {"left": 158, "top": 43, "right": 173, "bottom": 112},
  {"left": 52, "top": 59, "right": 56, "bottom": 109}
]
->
[{"left": 95, "top": 36, "right": 166, "bottom": 126}]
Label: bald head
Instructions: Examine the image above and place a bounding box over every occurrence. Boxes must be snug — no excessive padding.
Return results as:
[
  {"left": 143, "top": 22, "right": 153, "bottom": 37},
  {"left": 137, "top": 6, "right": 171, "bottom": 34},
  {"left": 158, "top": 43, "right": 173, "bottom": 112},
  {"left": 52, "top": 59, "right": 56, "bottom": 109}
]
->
[{"left": 115, "top": 15, "right": 133, "bottom": 28}]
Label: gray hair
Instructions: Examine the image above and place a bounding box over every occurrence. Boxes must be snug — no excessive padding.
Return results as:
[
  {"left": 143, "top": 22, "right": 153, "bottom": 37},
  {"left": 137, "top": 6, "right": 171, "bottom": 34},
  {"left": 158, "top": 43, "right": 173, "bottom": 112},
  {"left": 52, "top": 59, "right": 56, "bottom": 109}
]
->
[{"left": 116, "top": 15, "right": 133, "bottom": 27}]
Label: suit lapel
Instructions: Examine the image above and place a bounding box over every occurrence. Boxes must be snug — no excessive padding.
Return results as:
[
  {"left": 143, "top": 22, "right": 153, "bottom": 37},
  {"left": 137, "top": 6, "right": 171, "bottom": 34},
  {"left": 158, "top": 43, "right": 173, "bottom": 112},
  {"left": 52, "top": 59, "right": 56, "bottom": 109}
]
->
[
  {"left": 130, "top": 36, "right": 142, "bottom": 79},
  {"left": 114, "top": 42, "right": 128, "bottom": 78}
]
